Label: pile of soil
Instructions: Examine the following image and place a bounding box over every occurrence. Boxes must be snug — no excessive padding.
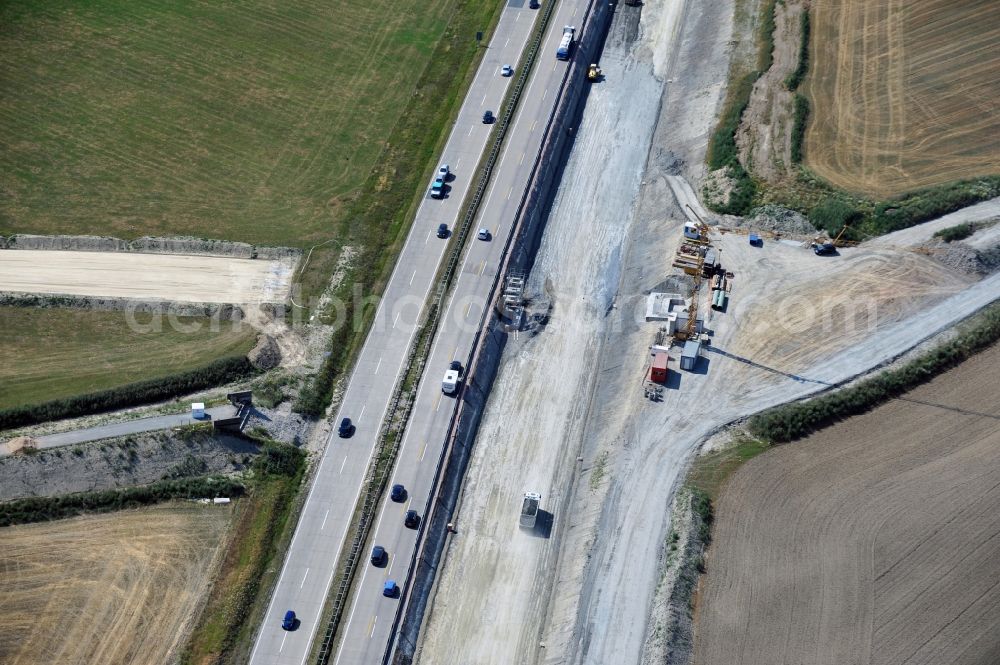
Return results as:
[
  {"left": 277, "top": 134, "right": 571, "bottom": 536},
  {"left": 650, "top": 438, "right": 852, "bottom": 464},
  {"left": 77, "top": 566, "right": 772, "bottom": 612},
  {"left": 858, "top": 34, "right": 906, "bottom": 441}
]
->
[{"left": 248, "top": 334, "right": 282, "bottom": 370}]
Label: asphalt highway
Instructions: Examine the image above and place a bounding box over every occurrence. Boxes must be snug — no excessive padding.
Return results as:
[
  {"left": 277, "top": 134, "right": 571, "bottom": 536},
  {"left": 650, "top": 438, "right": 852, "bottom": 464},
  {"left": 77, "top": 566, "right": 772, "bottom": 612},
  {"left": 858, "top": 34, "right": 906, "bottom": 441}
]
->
[
  {"left": 330, "top": 0, "right": 590, "bottom": 662},
  {"left": 247, "top": 5, "right": 548, "bottom": 665}
]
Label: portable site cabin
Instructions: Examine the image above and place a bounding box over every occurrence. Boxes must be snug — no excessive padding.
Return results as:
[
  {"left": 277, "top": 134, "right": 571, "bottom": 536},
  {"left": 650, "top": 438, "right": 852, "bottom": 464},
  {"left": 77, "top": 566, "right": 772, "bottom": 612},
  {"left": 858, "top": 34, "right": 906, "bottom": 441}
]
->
[
  {"left": 679, "top": 340, "right": 701, "bottom": 371},
  {"left": 682, "top": 221, "right": 701, "bottom": 240}
]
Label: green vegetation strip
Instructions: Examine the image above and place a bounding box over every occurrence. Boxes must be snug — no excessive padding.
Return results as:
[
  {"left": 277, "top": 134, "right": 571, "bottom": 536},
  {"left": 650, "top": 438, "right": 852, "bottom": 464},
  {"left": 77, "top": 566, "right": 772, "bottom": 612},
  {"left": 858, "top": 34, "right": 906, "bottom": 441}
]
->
[
  {"left": 0, "top": 476, "right": 244, "bottom": 527},
  {"left": 784, "top": 8, "right": 810, "bottom": 91},
  {"left": 182, "top": 442, "right": 306, "bottom": 665},
  {"left": 0, "top": 356, "right": 256, "bottom": 431},
  {"left": 789, "top": 94, "right": 810, "bottom": 164},
  {"left": 751, "top": 301, "right": 1000, "bottom": 443}
]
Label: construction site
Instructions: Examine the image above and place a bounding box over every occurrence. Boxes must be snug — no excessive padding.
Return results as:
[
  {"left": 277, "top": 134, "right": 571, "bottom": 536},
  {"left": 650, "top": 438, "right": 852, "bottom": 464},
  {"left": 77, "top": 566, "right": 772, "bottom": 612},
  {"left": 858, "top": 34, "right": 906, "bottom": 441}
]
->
[
  {"left": 0, "top": 0, "right": 997, "bottom": 662},
  {"left": 413, "top": 0, "right": 1000, "bottom": 663}
]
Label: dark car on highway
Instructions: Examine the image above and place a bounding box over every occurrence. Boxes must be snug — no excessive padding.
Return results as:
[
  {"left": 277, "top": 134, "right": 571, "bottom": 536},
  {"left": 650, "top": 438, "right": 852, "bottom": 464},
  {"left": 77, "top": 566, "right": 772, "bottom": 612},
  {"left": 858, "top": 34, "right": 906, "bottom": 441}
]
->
[
  {"left": 437, "top": 223, "right": 449, "bottom": 239},
  {"left": 338, "top": 418, "right": 355, "bottom": 438},
  {"left": 482, "top": 110, "right": 495, "bottom": 124},
  {"left": 371, "top": 545, "right": 387, "bottom": 566},
  {"left": 390, "top": 484, "right": 407, "bottom": 502},
  {"left": 281, "top": 610, "right": 297, "bottom": 631},
  {"left": 404, "top": 510, "right": 420, "bottom": 529}
]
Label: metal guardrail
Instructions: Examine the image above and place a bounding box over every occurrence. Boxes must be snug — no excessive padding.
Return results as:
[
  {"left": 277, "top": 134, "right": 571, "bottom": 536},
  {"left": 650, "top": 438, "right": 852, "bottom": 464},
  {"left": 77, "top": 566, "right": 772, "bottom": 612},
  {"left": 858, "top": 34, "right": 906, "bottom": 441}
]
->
[{"left": 312, "top": 2, "right": 560, "bottom": 663}]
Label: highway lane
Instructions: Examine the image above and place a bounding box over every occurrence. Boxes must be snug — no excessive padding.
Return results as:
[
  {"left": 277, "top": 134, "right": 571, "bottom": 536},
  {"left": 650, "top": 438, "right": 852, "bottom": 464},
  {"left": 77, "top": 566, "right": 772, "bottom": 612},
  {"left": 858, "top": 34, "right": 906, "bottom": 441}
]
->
[
  {"left": 247, "top": 7, "right": 542, "bottom": 665},
  {"left": 331, "top": 0, "right": 590, "bottom": 661}
]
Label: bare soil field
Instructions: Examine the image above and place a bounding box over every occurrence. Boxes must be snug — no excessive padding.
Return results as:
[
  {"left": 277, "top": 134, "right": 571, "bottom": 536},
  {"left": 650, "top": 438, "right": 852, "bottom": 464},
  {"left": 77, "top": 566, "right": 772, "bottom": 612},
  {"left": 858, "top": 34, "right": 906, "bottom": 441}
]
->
[
  {"left": 804, "top": 0, "right": 1000, "bottom": 197},
  {"left": 0, "top": 306, "right": 255, "bottom": 409},
  {"left": 0, "top": 502, "right": 232, "bottom": 665},
  {"left": 0, "top": 250, "right": 294, "bottom": 304},
  {"left": 695, "top": 342, "right": 1000, "bottom": 665}
]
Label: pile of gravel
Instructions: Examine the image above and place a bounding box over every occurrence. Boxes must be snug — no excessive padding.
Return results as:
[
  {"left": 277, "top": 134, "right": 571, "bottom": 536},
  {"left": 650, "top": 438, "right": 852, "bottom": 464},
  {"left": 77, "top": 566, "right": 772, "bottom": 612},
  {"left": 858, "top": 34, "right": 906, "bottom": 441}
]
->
[
  {"left": 742, "top": 205, "right": 816, "bottom": 235},
  {"left": 930, "top": 241, "right": 1000, "bottom": 276}
]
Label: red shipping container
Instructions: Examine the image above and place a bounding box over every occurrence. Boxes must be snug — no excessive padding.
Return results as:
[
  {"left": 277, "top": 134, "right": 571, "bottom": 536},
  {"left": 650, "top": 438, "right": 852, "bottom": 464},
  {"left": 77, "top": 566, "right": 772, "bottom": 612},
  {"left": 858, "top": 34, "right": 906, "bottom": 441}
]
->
[{"left": 650, "top": 352, "right": 669, "bottom": 383}]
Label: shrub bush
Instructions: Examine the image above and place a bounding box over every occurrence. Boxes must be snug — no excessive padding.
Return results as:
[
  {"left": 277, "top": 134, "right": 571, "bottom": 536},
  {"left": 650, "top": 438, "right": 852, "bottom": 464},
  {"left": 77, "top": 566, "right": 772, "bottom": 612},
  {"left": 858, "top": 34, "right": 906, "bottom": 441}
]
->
[
  {"left": 933, "top": 223, "right": 976, "bottom": 243},
  {"left": 0, "top": 356, "right": 255, "bottom": 430},
  {"left": 789, "top": 93, "right": 810, "bottom": 163},
  {"left": 808, "top": 196, "right": 863, "bottom": 236},
  {"left": 252, "top": 442, "right": 305, "bottom": 478}
]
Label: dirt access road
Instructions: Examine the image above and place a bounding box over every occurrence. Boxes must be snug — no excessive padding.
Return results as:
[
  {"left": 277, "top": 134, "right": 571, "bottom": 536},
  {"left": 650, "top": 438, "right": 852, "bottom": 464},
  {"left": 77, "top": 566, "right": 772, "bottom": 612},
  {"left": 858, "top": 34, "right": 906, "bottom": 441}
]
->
[
  {"left": 0, "top": 502, "right": 231, "bottom": 665},
  {"left": 0, "top": 250, "right": 295, "bottom": 304},
  {"left": 695, "top": 343, "right": 1000, "bottom": 665},
  {"left": 415, "top": 0, "right": 1000, "bottom": 662}
]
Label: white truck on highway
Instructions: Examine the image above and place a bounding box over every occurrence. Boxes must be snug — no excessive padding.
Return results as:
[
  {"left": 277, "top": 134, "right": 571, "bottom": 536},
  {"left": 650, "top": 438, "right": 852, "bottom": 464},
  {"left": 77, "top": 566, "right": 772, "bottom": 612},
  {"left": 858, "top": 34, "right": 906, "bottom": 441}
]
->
[
  {"left": 556, "top": 26, "right": 575, "bottom": 60},
  {"left": 442, "top": 369, "right": 460, "bottom": 394},
  {"left": 520, "top": 492, "right": 541, "bottom": 528}
]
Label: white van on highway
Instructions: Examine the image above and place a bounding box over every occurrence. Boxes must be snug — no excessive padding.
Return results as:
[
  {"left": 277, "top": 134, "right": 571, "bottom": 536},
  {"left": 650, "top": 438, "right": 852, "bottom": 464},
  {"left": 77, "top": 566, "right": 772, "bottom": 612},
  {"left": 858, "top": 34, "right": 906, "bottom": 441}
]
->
[{"left": 442, "top": 369, "right": 460, "bottom": 395}]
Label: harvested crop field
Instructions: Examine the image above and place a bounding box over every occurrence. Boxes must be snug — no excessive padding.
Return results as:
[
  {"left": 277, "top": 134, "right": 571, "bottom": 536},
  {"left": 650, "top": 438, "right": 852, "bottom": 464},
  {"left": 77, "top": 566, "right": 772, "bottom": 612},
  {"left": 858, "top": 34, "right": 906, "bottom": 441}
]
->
[
  {"left": 804, "top": 0, "right": 1000, "bottom": 197},
  {"left": 0, "top": 0, "right": 451, "bottom": 246},
  {"left": 694, "top": 342, "right": 1000, "bottom": 664},
  {"left": 0, "top": 306, "right": 254, "bottom": 409},
  {"left": 0, "top": 502, "right": 232, "bottom": 664},
  {"left": 0, "top": 250, "right": 295, "bottom": 304}
]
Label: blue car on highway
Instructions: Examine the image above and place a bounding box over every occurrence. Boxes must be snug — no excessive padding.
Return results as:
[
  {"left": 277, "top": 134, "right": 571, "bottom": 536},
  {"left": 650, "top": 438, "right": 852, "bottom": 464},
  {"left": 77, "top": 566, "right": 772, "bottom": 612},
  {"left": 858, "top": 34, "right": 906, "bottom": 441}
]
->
[{"left": 281, "top": 610, "right": 296, "bottom": 630}]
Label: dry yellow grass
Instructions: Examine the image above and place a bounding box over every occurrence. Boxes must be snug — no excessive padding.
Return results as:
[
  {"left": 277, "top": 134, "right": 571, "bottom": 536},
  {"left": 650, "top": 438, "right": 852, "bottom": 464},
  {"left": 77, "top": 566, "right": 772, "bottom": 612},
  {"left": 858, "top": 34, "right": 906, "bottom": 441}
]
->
[
  {"left": 0, "top": 503, "right": 231, "bottom": 665},
  {"left": 804, "top": 0, "right": 1000, "bottom": 197},
  {"left": 694, "top": 343, "right": 1000, "bottom": 664}
]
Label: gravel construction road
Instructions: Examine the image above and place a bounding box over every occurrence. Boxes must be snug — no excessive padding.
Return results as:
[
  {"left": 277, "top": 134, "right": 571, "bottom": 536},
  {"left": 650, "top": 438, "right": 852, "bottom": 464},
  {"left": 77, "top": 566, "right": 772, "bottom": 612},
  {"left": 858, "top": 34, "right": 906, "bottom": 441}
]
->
[
  {"left": 415, "top": 0, "right": 1000, "bottom": 662},
  {"left": 0, "top": 249, "right": 295, "bottom": 304},
  {"left": 0, "top": 503, "right": 230, "bottom": 665},
  {"left": 695, "top": 343, "right": 1000, "bottom": 665}
]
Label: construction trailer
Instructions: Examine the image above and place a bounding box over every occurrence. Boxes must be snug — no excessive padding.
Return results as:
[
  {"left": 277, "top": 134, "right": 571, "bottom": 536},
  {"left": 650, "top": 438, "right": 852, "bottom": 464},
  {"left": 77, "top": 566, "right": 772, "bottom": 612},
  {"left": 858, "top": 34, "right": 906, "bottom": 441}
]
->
[
  {"left": 650, "top": 351, "right": 669, "bottom": 383},
  {"left": 679, "top": 340, "right": 702, "bottom": 371}
]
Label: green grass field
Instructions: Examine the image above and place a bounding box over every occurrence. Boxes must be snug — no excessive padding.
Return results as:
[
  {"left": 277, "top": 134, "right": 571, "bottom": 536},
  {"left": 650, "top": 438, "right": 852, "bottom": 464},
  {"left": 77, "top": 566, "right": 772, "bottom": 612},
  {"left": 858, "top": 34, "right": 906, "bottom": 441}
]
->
[
  {"left": 0, "top": 0, "right": 452, "bottom": 248},
  {"left": 0, "top": 307, "right": 255, "bottom": 409}
]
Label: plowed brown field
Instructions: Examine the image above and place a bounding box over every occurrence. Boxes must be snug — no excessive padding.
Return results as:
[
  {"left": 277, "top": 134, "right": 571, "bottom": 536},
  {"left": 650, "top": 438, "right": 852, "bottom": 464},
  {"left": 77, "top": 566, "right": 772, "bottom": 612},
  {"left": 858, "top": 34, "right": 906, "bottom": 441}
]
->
[
  {"left": 804, "top": 0, "right": 1000, "bottom": 197},
  {"left": 0, "top": 503, "right": 231, "bottom": 665},
  {"left": 694, "top": 342, "right": 1000, "bottom": 665}
]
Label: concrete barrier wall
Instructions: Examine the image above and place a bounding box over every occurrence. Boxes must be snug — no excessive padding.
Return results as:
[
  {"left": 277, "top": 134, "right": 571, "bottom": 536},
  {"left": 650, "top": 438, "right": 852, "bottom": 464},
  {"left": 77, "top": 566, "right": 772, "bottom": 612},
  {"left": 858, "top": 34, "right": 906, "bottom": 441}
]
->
[{"left": 389, "top": 2, "right": 617, "bottom": 662}]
